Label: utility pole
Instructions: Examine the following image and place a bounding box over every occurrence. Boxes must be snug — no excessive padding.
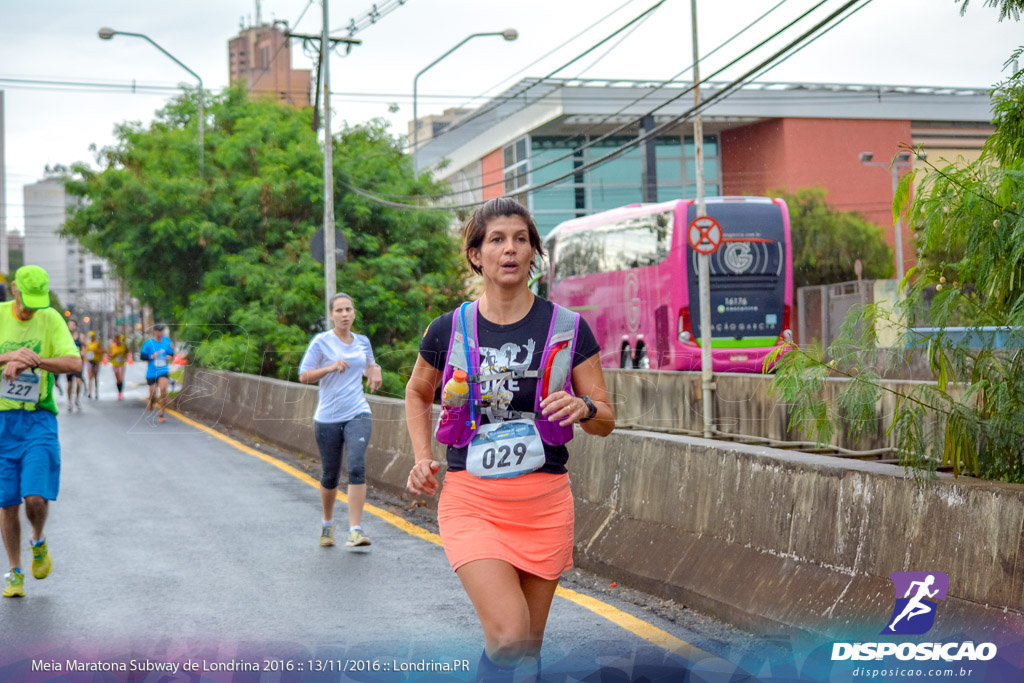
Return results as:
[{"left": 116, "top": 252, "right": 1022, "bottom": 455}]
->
[
  {"left": 0, "top": 90, "right": 7, "bottom": 278},
  {"left": 321, "top": 0, "right": 335, "bottom": 322},
  {"left": 692, "top": 0, "right": 714, "bottom": 439},
  {"left": 291, "top": 6, "right": 360, "bottom": 322}
]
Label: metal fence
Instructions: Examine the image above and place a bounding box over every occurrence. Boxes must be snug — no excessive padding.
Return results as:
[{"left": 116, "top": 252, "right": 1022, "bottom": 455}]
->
[{"left": 797, "top": 279, "right": 878, "bottom": 351}]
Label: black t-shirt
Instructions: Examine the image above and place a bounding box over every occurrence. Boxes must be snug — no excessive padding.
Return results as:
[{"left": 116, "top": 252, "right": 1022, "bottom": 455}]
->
[{"left": 419, "top": 296, "right": 601, "bottom": 474}]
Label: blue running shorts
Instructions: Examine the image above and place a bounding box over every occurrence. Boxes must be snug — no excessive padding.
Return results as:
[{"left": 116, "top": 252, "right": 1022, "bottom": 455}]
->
[{"left": 0, "top": 410, "right": 61, "bottom": 507}]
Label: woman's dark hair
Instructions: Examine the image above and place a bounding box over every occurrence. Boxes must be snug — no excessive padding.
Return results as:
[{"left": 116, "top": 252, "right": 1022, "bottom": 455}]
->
[{"left": 462, "top": 197, "right": 545, "bottom": 275}]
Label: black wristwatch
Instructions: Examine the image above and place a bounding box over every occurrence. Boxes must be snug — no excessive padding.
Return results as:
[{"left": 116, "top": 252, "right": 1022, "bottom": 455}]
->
[{"left": 579, "top": 395, "right": 598, "bottom": 423}]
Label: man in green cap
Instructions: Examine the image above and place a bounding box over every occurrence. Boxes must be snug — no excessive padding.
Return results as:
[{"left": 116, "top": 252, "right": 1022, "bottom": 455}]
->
[{"left": 0, "top": 265, "right": 82, "bottom": 598}]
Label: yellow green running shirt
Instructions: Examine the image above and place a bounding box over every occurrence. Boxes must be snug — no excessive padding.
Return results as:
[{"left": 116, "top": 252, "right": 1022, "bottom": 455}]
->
[{"left": 0, "top": 302, "right": 79, "bottom": 414}]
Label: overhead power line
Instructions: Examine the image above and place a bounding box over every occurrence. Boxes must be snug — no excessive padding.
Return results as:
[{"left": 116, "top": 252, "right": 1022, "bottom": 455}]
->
[
  {"left": 0, "top": 76, "right": 184, "bottom": 94},
  {"left": 248, "top": 0, "right": 315, "bottom": 93},
  {"left": 391, "top": 0, "right": 795, "bottom": 198},
  {"left": 758, "top": 0, "right": 874, "bottom": 71},
  {"left": 570, "top": 5, "right": 659, "bottom": 80},
  {"left": 368, "top": 0, "right": 833, "bottom": 202},
  {"left": 333, "top": 0, "right": 411, "bottom": 38},
  {"left": 428, "top": 0, "right": 668, "bottom": 146},
  {"left": 341, "top": 0, "right": 873, "bottom": 212},
  {"left": 0, "top": 77, "right": 982, "bottom": 105},
  {"left": 453, "top": 0, "right": 826, "bottom": 197},
  {"left": 448, "top": 0, "right": 642, "bottom": 111}
]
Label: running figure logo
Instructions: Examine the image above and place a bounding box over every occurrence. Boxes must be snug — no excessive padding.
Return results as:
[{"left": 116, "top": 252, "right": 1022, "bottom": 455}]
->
[{"left": 882, "top": 572, "right": 949, "bottom": 635}]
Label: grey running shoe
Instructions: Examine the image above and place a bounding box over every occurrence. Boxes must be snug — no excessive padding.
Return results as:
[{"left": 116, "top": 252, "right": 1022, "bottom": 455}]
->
[{"left": 319, "top": 523, "right": 336, "bottom": 547}]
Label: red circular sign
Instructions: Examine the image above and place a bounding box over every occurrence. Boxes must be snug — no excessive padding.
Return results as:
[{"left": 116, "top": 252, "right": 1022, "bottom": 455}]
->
[{"left": 687, "top": 216, "right": 723, "bottom": 255}]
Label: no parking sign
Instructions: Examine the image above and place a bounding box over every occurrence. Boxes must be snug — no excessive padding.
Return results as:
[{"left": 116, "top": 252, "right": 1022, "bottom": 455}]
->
[{"left": 687, "top": 216, "right": 723, "bottom": 255}]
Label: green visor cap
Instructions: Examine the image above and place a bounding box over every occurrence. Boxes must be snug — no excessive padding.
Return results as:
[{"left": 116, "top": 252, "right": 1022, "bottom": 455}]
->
[{"left": 14, "top": 265, "right": 50, "bottom": 309}]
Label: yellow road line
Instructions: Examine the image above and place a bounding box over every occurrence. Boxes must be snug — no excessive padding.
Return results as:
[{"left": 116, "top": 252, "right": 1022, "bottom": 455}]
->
[
  {"left": 554, "top": 586, "right": 718, "bottom": 662},
  {"left": 163, "top": 407, "right": 720, "bottom": 664},
  {"left": 166, "top": 408, "right": 442, "bottom": 546}
]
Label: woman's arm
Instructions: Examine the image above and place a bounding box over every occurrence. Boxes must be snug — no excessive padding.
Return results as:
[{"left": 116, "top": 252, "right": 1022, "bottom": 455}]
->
[
  {"left": 298, "top": 359, "right": 347, "bottom": 385},
  {"left": 540, "top": 353, "right": 615, "bottom": 436},
  {"left": 405, "top": 354, "right": 443, "bottom": 495},
  {"left": 364, "top": 362, "right": 383, "bottom": 393}
]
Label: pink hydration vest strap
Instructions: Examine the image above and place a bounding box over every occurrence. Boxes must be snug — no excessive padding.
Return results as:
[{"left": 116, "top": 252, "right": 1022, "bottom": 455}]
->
[{"left": 434, "top": 300, "right": 580, "bottom": 448}]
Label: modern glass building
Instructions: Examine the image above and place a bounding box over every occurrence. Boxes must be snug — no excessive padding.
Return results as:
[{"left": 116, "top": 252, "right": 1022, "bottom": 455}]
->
[
  {"left": 415, "top": 77, "right": 993, "bottom": 273},
  {"left": 523, "top": 134, "right": 720, "bottom": 235}
]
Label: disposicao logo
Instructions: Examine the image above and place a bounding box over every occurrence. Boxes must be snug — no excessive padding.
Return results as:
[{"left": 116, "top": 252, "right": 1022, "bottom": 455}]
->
[
  {"left": 882, "top": 571, "right": 948, "bottom": 635},
  {"left": 831, "top": 571, "right": 998, "bottom": 662}
]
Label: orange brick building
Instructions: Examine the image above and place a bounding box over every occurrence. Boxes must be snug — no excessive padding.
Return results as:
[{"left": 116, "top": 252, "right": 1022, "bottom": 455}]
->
[{"left": 228, "top": 22, "right": 311, "bottom": 107}]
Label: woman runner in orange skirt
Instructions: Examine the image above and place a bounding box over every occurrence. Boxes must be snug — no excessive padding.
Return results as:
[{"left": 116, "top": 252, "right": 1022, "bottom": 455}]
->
[{"left": 405, "top": 197, "right": 614, "bottom": 680}]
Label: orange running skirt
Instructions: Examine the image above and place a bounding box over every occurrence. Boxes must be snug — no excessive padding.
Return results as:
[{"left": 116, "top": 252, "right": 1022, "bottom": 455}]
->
[{"left": 438, "top": 470, "right": 574, "bottom": 580}]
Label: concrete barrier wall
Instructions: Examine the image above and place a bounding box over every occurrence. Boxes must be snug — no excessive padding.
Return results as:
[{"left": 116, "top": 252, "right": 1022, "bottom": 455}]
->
[
  {"left": 606, "top": 370, "right": 937, "bottom": 452},
  {"left": 180, "top": 367, "right": 1022, "bottom": 639}
]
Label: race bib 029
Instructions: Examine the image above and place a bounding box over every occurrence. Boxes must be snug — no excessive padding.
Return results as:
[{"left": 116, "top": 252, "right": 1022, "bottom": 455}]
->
[{"left": 466, "top": 419, "right": 546, "bottom": 479}]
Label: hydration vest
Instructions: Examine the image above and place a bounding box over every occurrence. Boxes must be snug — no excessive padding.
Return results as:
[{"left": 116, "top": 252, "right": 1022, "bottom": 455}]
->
[{"left": 434, "top": 300, "right": 581, "bottom": 448}]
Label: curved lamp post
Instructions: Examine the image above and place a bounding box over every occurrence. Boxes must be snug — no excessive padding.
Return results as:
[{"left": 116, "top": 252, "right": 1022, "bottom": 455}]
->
[
  {"left": 412, "top": 29, "right": 517, "bottom": 178},
  {"left": 98, "top": 27, "right": 204, "bottom": 178},
  {"left": 859, "top": 150, "right": 918, "bottom": 281}
]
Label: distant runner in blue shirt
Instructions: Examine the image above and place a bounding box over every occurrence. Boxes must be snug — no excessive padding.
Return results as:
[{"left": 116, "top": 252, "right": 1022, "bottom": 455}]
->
[{"left": 139, "top": 324, "right": 174, "bottom": 424}]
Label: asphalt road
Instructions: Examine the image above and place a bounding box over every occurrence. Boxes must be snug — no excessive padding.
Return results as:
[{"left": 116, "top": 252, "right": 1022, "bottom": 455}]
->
[{"left": 0, "top": 362, "right": 760, "bottom": 682}]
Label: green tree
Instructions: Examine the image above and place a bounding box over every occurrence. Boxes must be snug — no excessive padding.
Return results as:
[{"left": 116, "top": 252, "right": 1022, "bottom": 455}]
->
[
  {"left": 955, "top": 0, "right": 1024, "bottom": 20},
  {"left": 771, "top": 54, "right": 1024, "bottom": 482},
  {"left": 767, "top": 186, "right": 894, "bottom": 288},
  {"left": 64, "top": 88, "right": 464, "bottom": 394}
]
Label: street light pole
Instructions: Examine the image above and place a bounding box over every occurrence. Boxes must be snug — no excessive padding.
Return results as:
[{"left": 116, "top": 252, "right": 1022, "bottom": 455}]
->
[
  {"left": 859, "top": 151, "right": 914, "bottom": 281},
  {"left": 412, "top": 29, "right": 517, "bottom": 179},
  {"left": 890, "top": 164, "right": 904, "bottom": 282},
  {"left": 98, "top": 28, "right": 204, "bottom": 178}
]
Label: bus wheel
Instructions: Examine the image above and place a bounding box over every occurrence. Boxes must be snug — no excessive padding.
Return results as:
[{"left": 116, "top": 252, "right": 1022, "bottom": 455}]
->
[
  {"left": 634, "top": 345, "right": 650, "bottom": 370},
  {"left": 620, "top": 344, "right": 634, "bottom": 369}
]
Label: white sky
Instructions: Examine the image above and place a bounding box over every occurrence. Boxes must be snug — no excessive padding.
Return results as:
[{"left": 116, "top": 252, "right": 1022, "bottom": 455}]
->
[{"left": 1, "top": 0, "right": 1021, "bottom": 234}]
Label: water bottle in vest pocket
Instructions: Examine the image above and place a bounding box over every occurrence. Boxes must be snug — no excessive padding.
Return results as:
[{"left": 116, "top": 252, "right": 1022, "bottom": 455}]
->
[{"left": 442, "top": 369, "right": 470, "bottom": 407}]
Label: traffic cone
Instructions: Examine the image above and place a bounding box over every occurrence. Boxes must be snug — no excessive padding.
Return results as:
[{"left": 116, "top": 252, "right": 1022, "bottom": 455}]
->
[
  {"left": 127, "top": 354, "right": 133, "bottom": 365},
  {"left": 103, "top": 354, "right": 109, "bottom": 365}
]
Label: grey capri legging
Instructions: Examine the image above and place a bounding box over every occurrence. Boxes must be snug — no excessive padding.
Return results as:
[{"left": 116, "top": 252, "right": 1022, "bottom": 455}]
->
[{"left": 314, "top": 413, "right": 373, "bottom": 488}]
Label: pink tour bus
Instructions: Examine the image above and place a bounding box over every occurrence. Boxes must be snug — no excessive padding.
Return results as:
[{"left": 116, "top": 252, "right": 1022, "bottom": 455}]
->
[{"left": 543, "top": 196, "right": 793, "bottom": 372}]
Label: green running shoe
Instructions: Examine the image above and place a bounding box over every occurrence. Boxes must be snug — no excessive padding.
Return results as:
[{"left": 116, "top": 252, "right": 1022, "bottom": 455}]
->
[
  {"left": 3, "top": 570, "right": 25, "bottom": 598},
  {"left": 346, "top": 528, "right": 371, "bottom": 548},
  {"left": 31, "top": 539, "right": 52, "bottom": 579}
]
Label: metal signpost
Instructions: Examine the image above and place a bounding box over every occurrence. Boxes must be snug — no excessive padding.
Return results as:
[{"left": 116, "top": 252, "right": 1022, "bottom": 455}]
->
[
  {"left": 690, "top": 0, "right": 715, "bottom": 439},
  {"left": 687, "top": 214, "right": 723, "bottom": 438}
]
